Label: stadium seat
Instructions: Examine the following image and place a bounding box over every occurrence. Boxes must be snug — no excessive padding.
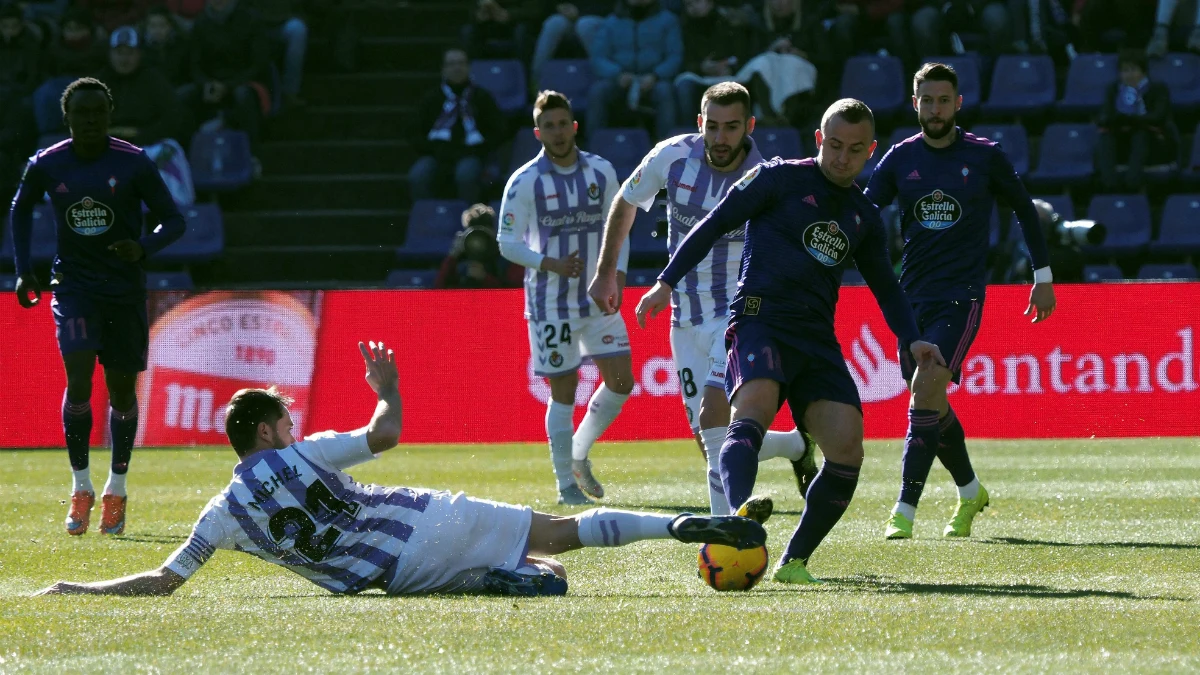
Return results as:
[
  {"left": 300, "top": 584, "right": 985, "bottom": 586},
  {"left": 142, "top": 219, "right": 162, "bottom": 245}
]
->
[
  {"left": 1028, "top": 124, "right": 1097, "bottom": 187},
  {"left": 971, "top": 124, "right": 1030, "bottom": 175},
  {"left": 385, "top": 269, "right": 439, "bottom": 289},
  {"left": 146, "top": 271, "right": 195, "bottom": 290},
  {"left": 0, "top": 275, "right": 14, "bottom": 291},
  {"left": 857, "top": 127, "right": 920, "bottom": 184},
  {"left": 587, "top": 127, "right": 651, "bottom": 180},
  {"left": 625, "top": 268, "right": 661, "bottom": 286},
  {"left": 840, "top": 55, "right": 907, "bottom": 117},
  {"left": 1149, "top": 53, "right": 1200, "bottom": 109},
  {"left": 0, "top": 203, "right": 57, "bottom": 265},
  {"left": 982, "top": 55, "right": 1057, "bottom": 117},
  {"left": 629, "top": 207, "right": 667, "bottom": 261},
  {"left": 754, "top": 127, "right": 803, "bottom": 160},
  {"left": 1181, "top": 127, "right": 1200, "bottom": 187},
  {"left": 1150, "top": 194, "right": 1200, "bottom": 255},
  {"left": 1057, "top": 53, "right": 1118, "bottom": 117},
  {"left": 470, "top": 59, "right": 528, "bottom": 114},
  {"left": 153, "top": 203, "right": 225, "bottom": 263},
  {"left": 667, "top": 126, "right": 696, "bottom": 140},
  {"left": 1082, "top": 264, "right": 1123, "bottom": 281},
  {"left": 1137, "top": 263, "right": 1197, "bottom": 280},
  {"left": 538, "top": 59, "right": 592, "bottom": 113},
  {"left": 508, "top": 127, "right": 543, "bottom": 173},
  {"left": 1032, "top": 193, "right": 1075, "bottom": 221},
  {"left": 841, "top": 267, "right": 866, "bottom": 285},
  {"left": 923, "top": 56, "right": 982, "bottom": 110},
  {"left": 397, "top": 199, "right": 468, "bottom": 262},
  {"left": 189, "top": 129, "right": 253, "bottom": 192},
  {"left": 1086, "top": 194, "right": 1152, "bottom": 256}
]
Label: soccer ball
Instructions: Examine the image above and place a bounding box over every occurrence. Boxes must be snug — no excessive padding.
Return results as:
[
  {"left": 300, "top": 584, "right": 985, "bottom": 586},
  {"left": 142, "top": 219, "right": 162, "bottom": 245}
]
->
[{"left": 697, "top": 543, "right": 769, "bottom": 591}]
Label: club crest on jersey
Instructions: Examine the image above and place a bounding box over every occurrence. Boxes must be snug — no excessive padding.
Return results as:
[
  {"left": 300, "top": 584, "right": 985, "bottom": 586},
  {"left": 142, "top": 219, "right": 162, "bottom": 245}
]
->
[
  {"left": 803, "top": 220, "right": 850, "bottom": 266},
  {"left": 914, "top": 189, "right": 962, "bottom": 230},
  {"left": 66, "top": 196, "right": 115, "bottom": 236},
  {"left": 549, "top": 351, "right": 564, "bottom": 368},
  {"left": 588, "top": 182, "right": 600, "bottom": 200},
  {"left": 734, "top": 164, "right": 760, "bottom": 191}
]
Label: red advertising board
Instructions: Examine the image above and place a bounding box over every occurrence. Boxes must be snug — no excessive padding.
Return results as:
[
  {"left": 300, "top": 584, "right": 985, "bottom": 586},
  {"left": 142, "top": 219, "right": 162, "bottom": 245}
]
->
[{"left": 2, "top": 284, "right": 1198, "bottom": 447}]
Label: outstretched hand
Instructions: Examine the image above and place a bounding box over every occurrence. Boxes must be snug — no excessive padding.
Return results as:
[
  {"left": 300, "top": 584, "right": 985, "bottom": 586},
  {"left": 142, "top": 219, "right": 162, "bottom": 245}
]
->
[
  {"left": 33, "top": 581, "right": 86, "bottom": 596},
  {"left": 359, "top": 341, "right": 399, "bottom": 396},
  {"left": 909, "top": 340, "right": 946, "bottom": 369},
  {"left": 634, "top": 281, "right": 672, "bottom": 329}
]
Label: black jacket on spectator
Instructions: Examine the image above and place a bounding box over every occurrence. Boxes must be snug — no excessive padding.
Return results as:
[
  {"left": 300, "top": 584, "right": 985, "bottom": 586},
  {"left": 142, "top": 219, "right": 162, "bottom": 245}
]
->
[
  {"left": 537, "top": 0, "right": 616, "bottom": 20},
  {"left": 190, "top": 1, "right": 270, "bottom": 87},
  {"left": 0, "top": 26, "right": 41, "bottom": 96},
  {"left": 247, "top": 0, "right": 301, "bottom": 26},
  {"left": 143, "top": 25, "right": 192, "bottom": 87},
  {"left": 760, "top": 3, "right": 831, "bottom": 60},
  {"left": 100, "top": 63, "right": 187, "bottom": 147},
  {"left": 681, "top": 6, "right": 760, "bottom": 74},
  {"left": 1097, "top": 80, "right": 1172, "bottom": 132},
  {"left": 414, "top": 83, "right": 505, "bottom": 162},
  {"left": 42, "top": 34, "right": 107, "bottom": 79}
]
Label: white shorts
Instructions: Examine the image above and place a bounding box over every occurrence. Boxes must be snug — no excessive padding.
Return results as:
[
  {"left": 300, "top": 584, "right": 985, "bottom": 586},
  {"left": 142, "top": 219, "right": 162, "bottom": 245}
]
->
[
  {"left": 384, "top": 491, "right": 533, "bottom": 595},
  {"left": 669, "top": 317, "right": 729, "bottom": 432},
  {"left": 528, "top": 312, "right": 631, "bottom": 377}
]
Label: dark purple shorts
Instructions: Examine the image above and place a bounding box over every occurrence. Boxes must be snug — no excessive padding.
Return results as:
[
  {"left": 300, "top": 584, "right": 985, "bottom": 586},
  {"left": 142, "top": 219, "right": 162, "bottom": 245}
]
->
[
  {"left": 899, "top": 299, "right": 984, "bottom": 384},
  {"left": 51, "top": 292, "right": 149, "bottom": 372}
]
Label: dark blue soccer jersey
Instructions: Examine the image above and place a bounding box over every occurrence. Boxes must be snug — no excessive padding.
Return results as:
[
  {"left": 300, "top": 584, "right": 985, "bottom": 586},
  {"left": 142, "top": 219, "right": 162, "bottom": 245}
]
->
[
  {"left": 864, "top": 128, "right": 1050, "bottom": 302},
  {"left": 10, "top": 137, "right": 186, "bottom": 301},
  {"left": 659, "top": 158, "right": 920, "bottom": 348}
]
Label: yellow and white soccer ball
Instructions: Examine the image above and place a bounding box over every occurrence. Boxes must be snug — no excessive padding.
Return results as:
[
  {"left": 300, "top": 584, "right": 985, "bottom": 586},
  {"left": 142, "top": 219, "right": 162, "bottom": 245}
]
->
[{"left": 697, "top": 543, "right": 769, "bottom": 591}]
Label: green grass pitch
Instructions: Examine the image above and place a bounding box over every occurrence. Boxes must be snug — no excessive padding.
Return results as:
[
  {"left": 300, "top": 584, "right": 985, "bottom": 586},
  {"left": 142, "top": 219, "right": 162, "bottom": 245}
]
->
[{"left": 2, "top": 438, "right": 1199, "bottom": 672}]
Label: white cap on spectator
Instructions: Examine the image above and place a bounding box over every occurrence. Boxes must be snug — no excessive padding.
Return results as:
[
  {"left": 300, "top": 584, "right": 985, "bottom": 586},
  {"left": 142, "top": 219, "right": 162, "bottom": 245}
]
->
[{"left": 110, "top": 26, "right": 139, "bottom": 49}]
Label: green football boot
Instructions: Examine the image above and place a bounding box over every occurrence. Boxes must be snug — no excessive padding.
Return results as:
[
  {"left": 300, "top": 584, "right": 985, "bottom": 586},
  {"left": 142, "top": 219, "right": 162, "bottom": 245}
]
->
[
  {"left": 884, "top": 511, "right": 913, "bottom": 540},
  {"left": 943, "top": 484, "right": 990, "bottom": 537},
  {"left": 773, "top": 558, "right": 823, "bottom": 585}
]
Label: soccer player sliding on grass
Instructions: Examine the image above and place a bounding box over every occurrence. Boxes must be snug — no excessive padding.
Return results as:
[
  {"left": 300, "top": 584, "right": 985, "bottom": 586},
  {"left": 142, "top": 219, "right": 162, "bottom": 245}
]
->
[{"left": 35, "top": 342, "right": 765, "bottom": 598}]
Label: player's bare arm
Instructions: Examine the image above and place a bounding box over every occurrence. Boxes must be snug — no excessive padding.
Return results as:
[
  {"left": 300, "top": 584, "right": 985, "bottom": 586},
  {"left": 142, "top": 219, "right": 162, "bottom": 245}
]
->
[
  {"left": 589, "top": 197, "right": 638, "bottom": 313},
  {"left": 1026, "top": 281, "right": 1056, "bottom": 324},
  {"left": 635, "top": 280, "right": 673, "bottom": 329},
  {"left": 34, "top": 566, "right": 187, "bottom": 597},
  {"left": 359, "top": 340, "right": 403, "bottom": 453}
]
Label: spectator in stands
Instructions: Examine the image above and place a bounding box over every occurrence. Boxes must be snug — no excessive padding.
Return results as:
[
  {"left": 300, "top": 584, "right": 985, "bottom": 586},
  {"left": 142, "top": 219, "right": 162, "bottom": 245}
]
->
[
  {"left": 34, "top": 8, "right": 107, "bottom": 136},
  {"left": 673, "top": 0, "right": 760, "bottom": 123},
  {"left": 165, "top": 0, "right": 207, "bottom": 26},
  {"left": 410, "top": 49, "right": 504, "bottom": 204},
  {"left": 587, "top": 0, "right": 682, "bottom": 142},
  {"left": 0, "top": 4, "right": 40, "bottom": 203},
  {"left": 462, "top": 0, "right": 529, "bottom": 61},
  {"left": 905, "top": 1, "right": 1014, "bottom": 62},
  {"left": 531, "top": 1, "right": 610, "bottom": 85},
  {"left": 183, "top": 0, "right": 270, "bottom": 151},
  {"left": 829, "top": 0, "right": 912, "bottom": 68},
  {"left": 77, "top": 0, "right": 156, "bottom": 34},
  {"left": 1145, "top": 0, "right": 1200, "bottom": 56},
  {"left": 142, "top": 7, "right": 191, "bottom": 88},
  {"left": 100, "top": 26, "right": 186, "bottom": 148},
  {"left": 435, "top": 203, "right": 525, "bottom": 289},
  {"left": 1095, "top": 50, "right": 1179, "bottom": 192},
  {"left": 743, "top": 0, "right": 826, "bottom": 126},
  {"left": 1010, "top": 0, "right": 1080, "bottom": 64},
  {"left": 1076, "top": 0, "right": 1155, "bottom": 52},
  {"left": 248, "top": 0, "right": 308, "bottom": 110},
  {"left": 20, "top": 0, "right": 69, "bottom": 28}
]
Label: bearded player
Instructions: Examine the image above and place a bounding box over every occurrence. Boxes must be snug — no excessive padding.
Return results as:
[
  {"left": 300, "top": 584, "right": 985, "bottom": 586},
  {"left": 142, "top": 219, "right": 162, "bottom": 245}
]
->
[{"left": 588, "top": 82, "right": 815, "bottom": 518}]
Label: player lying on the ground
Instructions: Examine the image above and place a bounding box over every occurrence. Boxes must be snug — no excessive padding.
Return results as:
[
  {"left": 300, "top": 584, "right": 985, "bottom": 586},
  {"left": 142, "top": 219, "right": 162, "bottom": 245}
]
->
[
  {"left": 10, "top": 77, "right": 186, "bottom": 537},
  {"left": 33, "top": 342, "right": 766, "bottom": 598},
  {"left": 636, "top": 99, "right": 944, "bottom": 585}
]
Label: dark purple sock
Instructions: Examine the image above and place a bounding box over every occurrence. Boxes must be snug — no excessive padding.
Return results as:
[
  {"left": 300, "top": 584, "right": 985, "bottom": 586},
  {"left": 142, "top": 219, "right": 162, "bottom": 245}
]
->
[
  {"left": 898, "top": 408, "right": 941, "bottom": 507},
  {"left": 935, "top": 407, "right": 976, "bottom": 487},
  {"left": 782, "top": 460, "right": 860, "bottom": 564},
  {"left": 109, "top": 403, "right": 138, "bottom": 474},
  {"left": 719, "top": 418, "right": 765, "bottom": 512},
  {"left": 62, "top": 391, "right": 92, "bottom": 471}
]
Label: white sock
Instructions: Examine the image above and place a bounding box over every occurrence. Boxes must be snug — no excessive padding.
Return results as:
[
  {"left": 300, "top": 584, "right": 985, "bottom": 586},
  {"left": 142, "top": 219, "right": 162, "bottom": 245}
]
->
[
  {"left": 104, "top": 471, "right": 127, "bottom": 497},
  {"left": 546, "top": 401, "right": 576, "bottom": 492},
  {"left": 700, "top": 427, "right": 730, "bottom": 515},
  {"left": 571, "top": 384, "right": 629, "bottom": 461},
  {"left": 957, "top": 477, "right": 981, "bottom": 501},
  {"left": 577, "top": 508, "right": 676, "bottom": 547},
  {"left": 892, "top": 502, "right": 916, "bottom": 522},
  {"left": 72, "top": 468, "right": 93, "bottom": 495},
  {"left": 759, "top": 429, "right": 805, "bottom": 462}
]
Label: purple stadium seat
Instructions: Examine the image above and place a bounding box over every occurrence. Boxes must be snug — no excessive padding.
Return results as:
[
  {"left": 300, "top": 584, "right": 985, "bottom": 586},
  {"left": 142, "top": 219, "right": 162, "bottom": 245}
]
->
[
  {"left": 1083, "top": 264, "right": 1123, "bottom": 281},
  {"left": 539, "top": 59, "right": 592, "bottom": 113},
  {"left": 587, "top": 127, "right": 651, "bottom": 180},
  {"left": 667, "top": 126, "right": 696, "bottom": 140},
  {"left": 754, "top": 127, "right": 803, "bottom": 160},
  {"left": 1086, "top": 194, "right": 1152, "bottom": 255},
  {"left": 509, "top": 127, "right": 543, "bottom": 173},
  {"left": 1149, "top": 53, "right": 1200, "bottom": 109},
  {"left": 971, "top": 124, "right": 1030, "bottom": 175},
  {"left": 1182, "top": 126, "right": 1200, "bottom": 186},
  {"left": 146, "top": 271, "right": 195, "bottom": 290},
  {"left": 629, "top": 207, "right": 667, "bottom": 260},
  {"left": 1033, "top": 193, "right": 1075, "bottom": 220},
  {"left": 1151, "top": 194, "right": 1200, "bottom": 255},
  {"left": 983, "top": 55, "right": 1057, "bottom": 117},
  {"left": 152, "top": 203, "right": 224, "bottom": 263},
  {"left": 840, "top": 55, "right": 906, "bottom": 117},
  {"left": 470, "top": 59, "right": 528, "bottom": 114},
  {"left": 385, "top": 269, "right": 439, "bottom": 289},
  {"left": 1137, "top": 263, "right": 1197, "bottom": 280},
  {"left": 398, "top": 199, "right": 468, "bottom": 261},
  {"left": 1029, "top": 124, "right": 1097, "bottom": 187},
  {"left": 189, "top": 129, "right": 253, "bottom": 192},
  {"left": 1057, "top": 53, "right": 1118, "bottom": 116},
  {"left": 625, "top": 268, "right": 660, "bottom": 286},
  {"left": 842, "top": 267, "right": 866, "bottom": 285},
  {"left": 0, "top": 203, "right": 57, "bottom": 265},
  {"left": 923, "top": 56, "right": 982, "bottom": 110},
  {"left": 0, "top": 275, "right": 15, "bottom": 291}
]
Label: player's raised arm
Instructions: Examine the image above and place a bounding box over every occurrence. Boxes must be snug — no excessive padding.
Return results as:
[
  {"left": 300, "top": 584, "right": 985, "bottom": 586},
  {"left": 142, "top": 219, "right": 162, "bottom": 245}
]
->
[
  {"left": 10, "top": 156, "right": 45, "bottom": 307},
  {"left": 988, "top": 147, "right": 1056, "bottom": 323},
  {"left": 854, "top": 211, "right": 944, "bottom": 368},
  {"left": 359, "top": 340, "right": 403, "bottom": 453}
]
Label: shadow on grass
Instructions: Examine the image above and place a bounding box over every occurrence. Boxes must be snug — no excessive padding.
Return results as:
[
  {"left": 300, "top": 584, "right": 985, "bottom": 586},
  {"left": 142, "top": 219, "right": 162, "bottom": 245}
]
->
[
  {"left": 607, "top": 503, "right": 805, "bottom": 516},
  {"left": 753, "top": 574, "right": 1190, "bottom": 602},
  {"left": 112, "top": 533, "right": 188, "bottom": 544},
  {"left": 982, "top": 537, "right": 1200, "bottom": 551}
]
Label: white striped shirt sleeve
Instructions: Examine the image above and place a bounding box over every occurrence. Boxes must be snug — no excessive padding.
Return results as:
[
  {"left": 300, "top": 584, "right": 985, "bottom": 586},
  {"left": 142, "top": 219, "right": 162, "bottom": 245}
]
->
[
  {"left": 621, "top": 139, "right": 676, "bottom": 211},
  {"left": 164, "top": 498, "right": 232, "bottom": 579},
  {"left": 497, "top": 169, "right": 544, "bottom": 269}
]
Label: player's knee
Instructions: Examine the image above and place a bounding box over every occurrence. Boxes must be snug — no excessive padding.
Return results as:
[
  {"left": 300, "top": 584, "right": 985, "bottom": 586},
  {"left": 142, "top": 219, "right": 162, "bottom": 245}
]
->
[
  {"left": 697, "top": 391, "right": 730, "bottom": 430},
  {"left": 822, "top": 437, "right": 864, "bottom": 467},
  {"left": 65, "top": 379, "right": 92, "bottom": 402},
  {"left": 912, "top": 365, "right": 951, "bottom": 399}
]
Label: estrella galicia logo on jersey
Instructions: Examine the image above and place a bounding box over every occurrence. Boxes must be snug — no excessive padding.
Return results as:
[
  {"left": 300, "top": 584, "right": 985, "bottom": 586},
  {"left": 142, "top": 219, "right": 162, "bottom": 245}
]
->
[
  {"left": 66, "top": 197, "right": 115, "bottom": 236},
  {"left": 549, "top": 351, "right": 564, "bottom": 368},
  {"left": 733, "top": 164, "right": 760, "bottom": 191},
  {"left": 914, "top": 190, "right": 962, "bottom": 230},
  {"left": 587, "top": 182, "right": 600, "bottom": 201},
  {"left": 803, "top": 221, "right": 850, "bottom": 266}
]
